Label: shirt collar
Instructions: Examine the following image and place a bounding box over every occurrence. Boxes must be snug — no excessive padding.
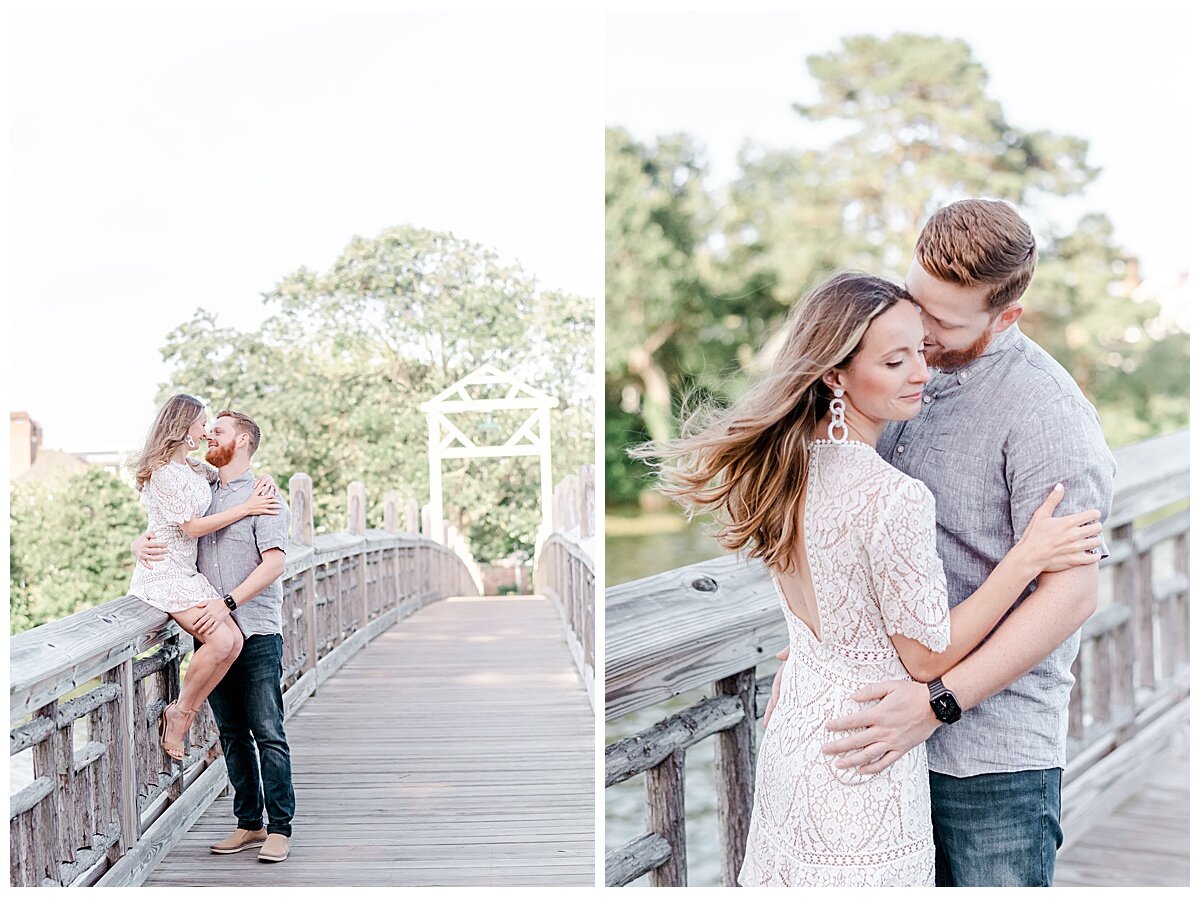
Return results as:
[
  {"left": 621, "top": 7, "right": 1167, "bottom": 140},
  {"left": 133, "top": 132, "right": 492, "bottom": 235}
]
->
[
  {"left": 931, "top": 323, "right": 1022, "bottom": 386},
  {"left": 217, "top": 468, "right": 255, "bottom": 489},
  {"left": 979, "top": 322, "right": 1022, "bottom": 358}
]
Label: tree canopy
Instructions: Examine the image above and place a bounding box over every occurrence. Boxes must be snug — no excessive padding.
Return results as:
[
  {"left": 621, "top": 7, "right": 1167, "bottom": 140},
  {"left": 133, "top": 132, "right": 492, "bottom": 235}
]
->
[
  {"left": 12, "top": 226, "right": 594, "bottom": 632},
  {"left": 161, "top": 225, "right": 594, "bottom": 561},
  {"left": 606, "top": 32, "right": 1187, "bottom": 505}
]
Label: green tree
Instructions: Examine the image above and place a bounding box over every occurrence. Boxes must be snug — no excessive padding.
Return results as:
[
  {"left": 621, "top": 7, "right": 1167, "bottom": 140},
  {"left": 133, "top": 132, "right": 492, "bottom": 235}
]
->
[
  {"left": 10, "top": 469, "right": 145, "bottom": 633},
  {"left": 721, "top": 32, "right": 1097, "bottom": 309},
  {"left": 605, "top": 128, "right": 713, "bottom": 445},
  {"left": 160, "top": 225, "right": 593, "bottom": 561},
  {"left": 604, "top": 31, "right": 1187, "bottom": 509}
]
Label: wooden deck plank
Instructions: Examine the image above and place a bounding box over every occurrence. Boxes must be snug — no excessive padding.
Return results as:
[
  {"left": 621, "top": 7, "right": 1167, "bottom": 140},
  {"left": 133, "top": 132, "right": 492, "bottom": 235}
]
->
[
  {"left": 144, "top": 595, "right": 595, "bottom": 887},
  {"left": 1055, "top": 734, "right": 1189, "bottom": 887}
]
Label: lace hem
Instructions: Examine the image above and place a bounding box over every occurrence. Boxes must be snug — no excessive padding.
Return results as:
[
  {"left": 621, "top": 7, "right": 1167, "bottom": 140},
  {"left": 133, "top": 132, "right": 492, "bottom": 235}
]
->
[{"left": 739, "top": 825, "right": 934, "bottom": 886}]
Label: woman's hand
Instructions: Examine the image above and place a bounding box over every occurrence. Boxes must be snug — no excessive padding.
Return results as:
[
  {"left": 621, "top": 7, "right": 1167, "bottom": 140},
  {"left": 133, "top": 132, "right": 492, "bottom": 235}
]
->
[
  {"left": 253, "top": 474, "right": 279, "bottom": 497},
  {"left": 239, "top": 492, "right": 281, "bottom": 518},
  {"left": 1014, "top": 485, "right": 1103, "bottom": 575}
]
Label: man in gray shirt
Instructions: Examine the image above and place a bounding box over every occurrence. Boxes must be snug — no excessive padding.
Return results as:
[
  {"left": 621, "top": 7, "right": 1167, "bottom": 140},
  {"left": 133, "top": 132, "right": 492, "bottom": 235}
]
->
[
  {"left": 769, "top": 200, "right": 1115, "bottom": 885},
  {"left": 134, "top": 410, "right": 295, "bottom": 864}
]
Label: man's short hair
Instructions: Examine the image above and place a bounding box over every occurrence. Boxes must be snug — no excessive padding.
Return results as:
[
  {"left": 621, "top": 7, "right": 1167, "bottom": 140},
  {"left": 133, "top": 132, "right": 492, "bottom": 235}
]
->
[
  {"left": 915, "top": 199, "right": 1038, "bottom": 311},
  {"left": 216, "top": 410, "right": 261, "bottom": 457}
]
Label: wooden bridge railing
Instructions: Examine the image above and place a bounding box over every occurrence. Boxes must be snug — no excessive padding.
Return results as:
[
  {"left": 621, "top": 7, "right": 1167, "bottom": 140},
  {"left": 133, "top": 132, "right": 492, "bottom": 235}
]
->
[
  {"left": 603, "top": 429, "right": 1189, "bottom": 887},
  {"left": 534, "top": 464, "right": 596, "bottom": 704},
  {"left": 9, "top": 476, "right": 481, "bottom": 888}
]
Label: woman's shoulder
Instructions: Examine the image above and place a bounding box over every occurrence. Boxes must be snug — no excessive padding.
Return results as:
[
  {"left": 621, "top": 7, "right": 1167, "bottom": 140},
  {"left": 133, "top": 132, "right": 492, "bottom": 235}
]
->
[
  {"left": 148, "top": 460, "right": 198, "bottom": 488},
  {"left": 851, "top": 446, "right": 934, "bottom": 510}
]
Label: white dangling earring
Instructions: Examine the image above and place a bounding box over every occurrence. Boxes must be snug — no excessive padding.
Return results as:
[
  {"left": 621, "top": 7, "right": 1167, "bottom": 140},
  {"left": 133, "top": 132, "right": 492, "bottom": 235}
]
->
[
  {"left": 828, "top": 388, "right": 848, "bottom": 444},
  {"left": 185, "top": 435, "right": 197, "bottom": 449}
]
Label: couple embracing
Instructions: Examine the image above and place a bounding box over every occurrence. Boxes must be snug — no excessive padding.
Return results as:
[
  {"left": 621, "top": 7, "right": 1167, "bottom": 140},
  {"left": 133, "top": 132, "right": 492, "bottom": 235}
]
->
[
  {"left": 127, "top": 396, "right": 295, "bottom": 864},
  {"left": 641, "top": 200, "right": 1116, "bottom": 886}
]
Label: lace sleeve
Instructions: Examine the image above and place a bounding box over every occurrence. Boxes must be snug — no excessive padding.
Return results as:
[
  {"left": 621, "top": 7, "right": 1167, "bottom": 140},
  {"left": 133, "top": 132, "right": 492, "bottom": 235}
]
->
[
  {"left": 145, "top": 464, "right": 198, "bottom": 526},
  {"left": 191, "top": 458, "right": 220, "bottom": 484},
  {"left": 867, "top": 477, "right": 950, "bottom": 653}
]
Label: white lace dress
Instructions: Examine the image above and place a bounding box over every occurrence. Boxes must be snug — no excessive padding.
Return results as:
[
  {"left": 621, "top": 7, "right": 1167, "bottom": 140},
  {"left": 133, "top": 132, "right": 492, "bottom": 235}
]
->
[
  {"left": 128, "top": 461, "right": 221, "bottom": 613},
  {"left": 738, "top": 440, "right": 951, "bottom": 887}
]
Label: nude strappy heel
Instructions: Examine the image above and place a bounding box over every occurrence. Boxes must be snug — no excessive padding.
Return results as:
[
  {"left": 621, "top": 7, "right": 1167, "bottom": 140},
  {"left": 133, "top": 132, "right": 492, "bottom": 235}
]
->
[{"left": 160, "top": 700, "right": 200, "bottom": 761}]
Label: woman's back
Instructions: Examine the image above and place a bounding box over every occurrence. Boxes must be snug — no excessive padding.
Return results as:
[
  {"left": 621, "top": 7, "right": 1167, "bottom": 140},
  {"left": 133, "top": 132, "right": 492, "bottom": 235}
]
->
[{"left": 739, "top": 439, "right": 950, "bottom": 886}]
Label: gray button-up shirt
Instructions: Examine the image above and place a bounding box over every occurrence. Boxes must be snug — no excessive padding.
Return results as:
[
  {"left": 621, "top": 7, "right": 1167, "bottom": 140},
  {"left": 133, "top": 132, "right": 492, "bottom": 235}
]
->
[
  {"left": 878, "top": 324, "right": 1116, "bottom": 777},
  {"left": 195, "top": 469, "right": 291, "bottom": 638}
]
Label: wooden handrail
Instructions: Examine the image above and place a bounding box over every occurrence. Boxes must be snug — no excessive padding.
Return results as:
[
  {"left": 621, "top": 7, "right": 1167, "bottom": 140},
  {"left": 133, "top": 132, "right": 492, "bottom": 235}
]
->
[
  {"left": 534, "top": 464, "right": 596, "bottom": 704},
  {"left": 9, "top": 478, "right": 481, "bottom": 888},
  {"left": 604, "top": 430, "right": 1190, "bottom": 887}
]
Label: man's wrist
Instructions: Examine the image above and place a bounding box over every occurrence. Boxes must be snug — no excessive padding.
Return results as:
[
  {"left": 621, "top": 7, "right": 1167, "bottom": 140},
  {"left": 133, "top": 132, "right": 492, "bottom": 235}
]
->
[{"left": 927, "top": 677, "right": 963, "bottom": 724}]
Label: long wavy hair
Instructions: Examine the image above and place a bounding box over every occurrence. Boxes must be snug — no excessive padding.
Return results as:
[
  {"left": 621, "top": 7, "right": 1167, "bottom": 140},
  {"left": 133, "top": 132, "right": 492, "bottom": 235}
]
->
[
  {"left": 130, "top": 394, "right": 206, "bottom": 491},
  {"left": 631, "top": 272, "right": 913, "bottom": 572}
]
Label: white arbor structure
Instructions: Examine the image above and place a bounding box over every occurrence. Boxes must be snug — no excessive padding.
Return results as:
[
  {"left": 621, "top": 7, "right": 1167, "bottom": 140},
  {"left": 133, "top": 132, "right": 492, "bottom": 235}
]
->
[{"left": 419, "top": 364, "right": 558, "bottom": 545}]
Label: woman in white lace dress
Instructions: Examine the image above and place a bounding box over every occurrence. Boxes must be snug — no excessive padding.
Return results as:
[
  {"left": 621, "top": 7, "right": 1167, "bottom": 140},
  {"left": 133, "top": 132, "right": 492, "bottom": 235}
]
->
[
  {"left": 128, "top": 394, "right": 280, "bottom": 760},
  {"left": 637, "top": 274, "right": 1101, "bottom": 886}
]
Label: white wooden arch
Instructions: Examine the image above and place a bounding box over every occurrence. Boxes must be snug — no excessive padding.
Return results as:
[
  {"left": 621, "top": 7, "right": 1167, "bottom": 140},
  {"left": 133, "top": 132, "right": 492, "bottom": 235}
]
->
[{"left": 418, "top": 364, "right": 558, "bottom": 545}]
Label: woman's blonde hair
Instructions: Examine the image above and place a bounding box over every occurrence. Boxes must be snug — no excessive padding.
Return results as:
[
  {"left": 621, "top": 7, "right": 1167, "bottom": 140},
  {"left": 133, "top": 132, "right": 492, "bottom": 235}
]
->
[
  {"left": 130, "top": 394, "right": 206, "bottom": 491},
  {"left": 631, "top": 272, "right": 912, "bottom": 572}
]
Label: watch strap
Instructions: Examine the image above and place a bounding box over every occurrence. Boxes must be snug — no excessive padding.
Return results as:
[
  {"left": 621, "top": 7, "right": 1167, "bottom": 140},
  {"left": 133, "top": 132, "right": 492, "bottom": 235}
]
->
[
  {"left": 928, "top": 678, "right": 951, "bottom": 701},
  {"left": 223, "top": 593, "right": 238, "bottom": 612}
]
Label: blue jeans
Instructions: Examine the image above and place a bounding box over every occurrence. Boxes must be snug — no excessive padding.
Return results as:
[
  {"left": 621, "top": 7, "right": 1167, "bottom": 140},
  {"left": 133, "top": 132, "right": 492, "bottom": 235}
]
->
[
  {"left": 930, "top": 768, "right": 1062, "bottom": 886},
  {"left": 204, "top": 633, "right": 295, "bottom": 837}
]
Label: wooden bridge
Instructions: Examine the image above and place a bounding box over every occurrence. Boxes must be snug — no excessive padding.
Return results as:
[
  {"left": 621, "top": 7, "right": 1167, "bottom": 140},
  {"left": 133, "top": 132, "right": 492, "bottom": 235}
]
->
[
  {"left": 10, "top": 467, "right": 596, "bottom": 887},
  {"left": 604, "top": 430, "right": 1189, "bottom": 888}
]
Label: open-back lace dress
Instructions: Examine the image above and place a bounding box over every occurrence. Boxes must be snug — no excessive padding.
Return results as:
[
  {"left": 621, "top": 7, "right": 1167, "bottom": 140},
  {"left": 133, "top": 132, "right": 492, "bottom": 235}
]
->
[
  {"left": 738, "top": 440, "right": 951, "bottom": 887},
  {"left": 128, "top": 460, "right": 221, "bottom": 613}
]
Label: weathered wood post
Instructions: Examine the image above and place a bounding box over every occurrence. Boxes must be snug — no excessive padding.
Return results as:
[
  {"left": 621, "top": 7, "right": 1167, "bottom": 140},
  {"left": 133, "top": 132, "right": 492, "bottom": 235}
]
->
[
  {"left": 382, "top": 491, "right": 400, "bottom": 613},
  {"left": 1110, "top": 522, "right": 1135, "bottom": 731},
  {"left": 646, "top": 751, "right": 687, "bottom": 886},
  {"left": 383, "top": 490, "right": 399, "bottom": 534},
  {"left": 579, "top": 464, "right": 595, "bottom": 538},
  {"left": 400, "top": 497, "right": 419, "bottom": 608},
  {"left": 289, "top": 474, "right": 318, "bottom": 682},
  {"left": 421, "top": 504, "right": 434, "bottom": 597},
  {"left": 1175, "top": 528, "right": 1190, "bottom": 672},
  {"left": 714, "top": 669, "right": 756, "bottom": 884},
  {"left": 348, "top": 482, "right": 369, "bottom": 629},
  {"left": 109, "top": 660, "right": 139, "bottom": 861}
]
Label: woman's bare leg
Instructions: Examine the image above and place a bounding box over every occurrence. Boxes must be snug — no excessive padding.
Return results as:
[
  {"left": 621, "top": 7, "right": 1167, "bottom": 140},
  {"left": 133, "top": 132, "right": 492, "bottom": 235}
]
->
[{"left": 163, "top": 610, "right": 243, "bottom": 747}]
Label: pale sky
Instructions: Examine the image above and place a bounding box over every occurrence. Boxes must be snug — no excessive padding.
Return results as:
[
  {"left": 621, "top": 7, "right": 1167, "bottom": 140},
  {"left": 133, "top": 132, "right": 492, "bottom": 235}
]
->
[
  {"left": 607, "top": 7, "right": 1193, "bottom": 289},
  {"left": 7, "top": 6, "right": 1194, "bottom": 454},
  {"left": 9, "top": 10, "right": 603, "bottom": 453}
]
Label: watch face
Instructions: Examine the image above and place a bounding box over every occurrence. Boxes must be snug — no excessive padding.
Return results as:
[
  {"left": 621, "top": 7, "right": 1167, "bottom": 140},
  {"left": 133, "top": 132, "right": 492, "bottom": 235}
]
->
[{"left": 931, "top": 693, "right": 961, "bottom": 723}]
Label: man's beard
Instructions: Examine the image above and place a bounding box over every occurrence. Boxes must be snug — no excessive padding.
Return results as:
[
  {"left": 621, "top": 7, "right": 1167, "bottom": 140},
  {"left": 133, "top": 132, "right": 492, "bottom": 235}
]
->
[
  {"left": 205, "top": 440, "right": 236, "bottom": 468},
  {"left": 925, "top": 328, "right": 993, "bottom": 371}
]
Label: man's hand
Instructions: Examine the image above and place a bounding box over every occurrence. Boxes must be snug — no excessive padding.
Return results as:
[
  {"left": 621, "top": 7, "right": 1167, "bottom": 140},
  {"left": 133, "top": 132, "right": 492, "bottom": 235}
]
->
[
  {"left": 193, "top": 599, "right": 232, "bottom": 637},
  {"left": 132, "top": 531, "right": 167, "bottom": 569},
  {"left": 763, "top": 645, "right": 790, "bottom": 727},
  {"left": 253, "top": 474, "right": 279, "bottom": 497},
  {"left": 822, "top": 679, "right": 940, "bottom": 775}
]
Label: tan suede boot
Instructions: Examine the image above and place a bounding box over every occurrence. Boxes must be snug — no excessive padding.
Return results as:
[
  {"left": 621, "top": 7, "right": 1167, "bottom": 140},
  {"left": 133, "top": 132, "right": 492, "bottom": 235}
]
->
[
  {"left": 209, "top": 828, "right": 268, "bottom": 854},
  {"left": 257, "top": 833, "right": 290, "bottom": 863}
]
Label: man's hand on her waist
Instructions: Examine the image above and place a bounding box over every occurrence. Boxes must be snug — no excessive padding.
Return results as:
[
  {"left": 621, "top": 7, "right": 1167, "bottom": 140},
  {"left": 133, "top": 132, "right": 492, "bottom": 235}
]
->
[
  {"left": 132, "top": 531, "right": 168, "bottom": 569},
  {"left": 763, "top": 645, "right": 790, "bottom": 728},
  {"left": 822, "top": 679, "right": 940, "bottom": 775}
]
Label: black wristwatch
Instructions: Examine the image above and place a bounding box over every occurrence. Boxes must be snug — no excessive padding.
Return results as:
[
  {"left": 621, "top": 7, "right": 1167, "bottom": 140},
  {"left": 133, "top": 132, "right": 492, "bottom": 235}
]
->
[
  {"left": 223, "top": 593, "right": 238, "bottom": 613},
  {"left": 928, "top": 678, "right": 962, "bottom": 724}
]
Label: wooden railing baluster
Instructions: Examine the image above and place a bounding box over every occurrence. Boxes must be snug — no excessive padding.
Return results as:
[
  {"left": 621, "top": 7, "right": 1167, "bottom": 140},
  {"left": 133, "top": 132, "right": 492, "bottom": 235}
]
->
[
  {"left": 10, "top": 476, "right": 481, "bottom": 888},
  {"left": 604, "top": 429, "right": 1189, "bottom": 886}
]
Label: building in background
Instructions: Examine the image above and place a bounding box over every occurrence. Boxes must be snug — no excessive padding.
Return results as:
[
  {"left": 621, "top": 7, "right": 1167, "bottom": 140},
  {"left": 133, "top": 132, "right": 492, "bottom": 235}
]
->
[{"left": 10, "top": 412, "right": 131, "bottom": 485}]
